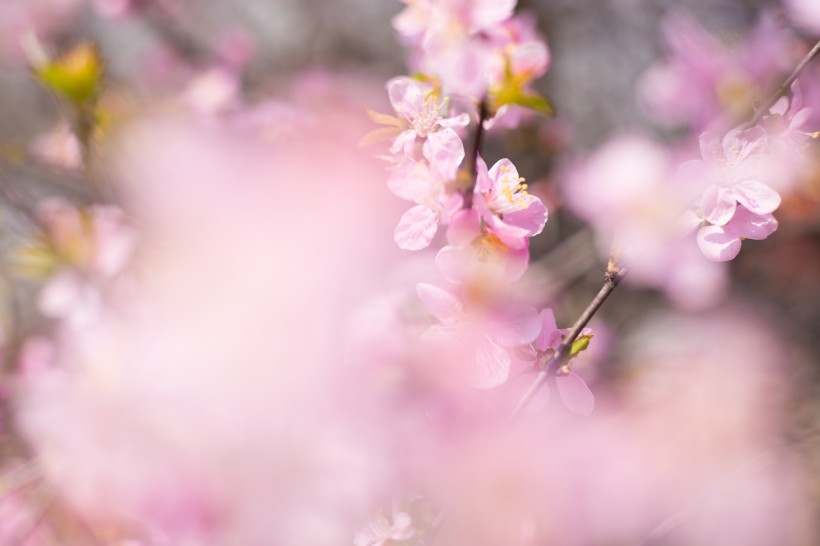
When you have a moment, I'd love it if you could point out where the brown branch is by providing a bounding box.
[462,99,488,209]
[508,262,626,421]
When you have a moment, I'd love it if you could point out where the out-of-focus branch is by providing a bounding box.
[748,38,820,127]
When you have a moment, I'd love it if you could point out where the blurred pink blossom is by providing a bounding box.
[417,282,540,389]
[639,12,793,130]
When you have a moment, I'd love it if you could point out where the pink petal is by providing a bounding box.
[701,185,736,226]
[731,180,781,215]
[474,156,493,193]
[416,283,463,324]
[387,76,428,119]
[504,245,530,282]
[729,206,778,240]
[439,112,470,129]
[470,0,516,33]
[389,129,418,155]
[487,158,521,195]
[447,208,481,246]
[510,41,550,78]
[485,217,531,250]
[506,372,551,415]
[535,308,560,352]
[471,337,511,389]
[502,197,548,236]
[38,272,83,318]
[489,304,541,347]
[423,128,465,180]
[678,209,703,235]
[555,372,595,416]
[395,205,438,250]
[696,224,741,262]
[438,192,465,224]
[435,245,467,283]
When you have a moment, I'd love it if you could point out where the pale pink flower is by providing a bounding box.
[436,208,530,283]
[694,205,778,262]
[474,157,548,250]
[29,123,81,170]
[417,282,540,389]
[393,0,549,101]
[388,156,463,250]
[760,87,819,191]
[564,136,728,308]
[33,199,137,324]
[393,0,517,46]
[639,12,793,130]
[385,76,468,179]
[520,309,596,416]
[688,126,781,227]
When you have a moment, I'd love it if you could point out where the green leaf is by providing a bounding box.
[510,92,555,116]
[569,334,593,359]
[36,44,103,105]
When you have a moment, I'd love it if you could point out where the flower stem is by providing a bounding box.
[463,100,488,209]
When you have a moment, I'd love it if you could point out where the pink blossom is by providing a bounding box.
[436,208,530,283]
[530,309,595,416]
[689,126,780,227]
[417,283,540,389]
[380,77,469,177]
[29,123,81,170]
[639,12,793,130]
[31,199,137,324]
[474,157,548,250]
[695,205,778,262]
[564,136,728,308]
[393,0,551,102]
[388,156,463,250]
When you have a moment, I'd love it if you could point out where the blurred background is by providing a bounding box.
[1,0,819,544]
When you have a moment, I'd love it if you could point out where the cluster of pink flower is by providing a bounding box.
[369,0,598,411]
[565,10,820,308]
[0,1,818,545]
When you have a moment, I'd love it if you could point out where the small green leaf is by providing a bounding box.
[36,44,103,105]
[569,334,593,359]
[511,93,555,116]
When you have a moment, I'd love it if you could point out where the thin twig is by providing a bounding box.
[748,38,820,127]
[508,263,626,421]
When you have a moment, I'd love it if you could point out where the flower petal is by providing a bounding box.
[555,372,595,416]
[416,283,463,324]
[696,224,741,262]
[395,205,438,250]
[447,208,481,246]
[729,206,778,240]
[435,245,467,284]
[471,336,511,389]
[701,185,736,226]
[535,308,561,352]
[423,127,465,180]
[731,180,781,215]
[502,197,548,237]
[490,304,541,347]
